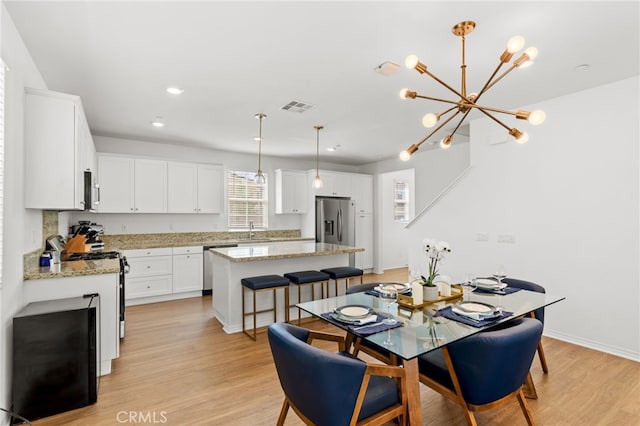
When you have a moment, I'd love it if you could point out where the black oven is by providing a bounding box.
[119,255,129,338]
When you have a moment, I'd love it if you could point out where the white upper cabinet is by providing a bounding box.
[167,162,223,214]
[275,169,308,214]
[24,87,96,210]
[97,155,135,213]
[312,170,351,198]
[168,162,198,213]
[134,159,168,213]
[350,173,373,214]
[97,155,167,213]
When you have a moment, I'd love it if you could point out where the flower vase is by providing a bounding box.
[423,285,439,301]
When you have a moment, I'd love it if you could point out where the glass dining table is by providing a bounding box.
[297,288,565,425]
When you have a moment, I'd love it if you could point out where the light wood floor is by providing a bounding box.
[32,268,639,425]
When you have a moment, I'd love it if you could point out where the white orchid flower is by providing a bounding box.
[422,238,436,249]
[436,241,451,252]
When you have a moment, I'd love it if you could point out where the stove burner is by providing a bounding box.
[64,251,121,261]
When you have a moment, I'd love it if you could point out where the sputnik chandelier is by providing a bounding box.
[399,20,545,161]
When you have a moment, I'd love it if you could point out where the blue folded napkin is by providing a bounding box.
[365,289,412,297]
[473,286,521,295]
[437,305,513,328]
[321,313,403,335]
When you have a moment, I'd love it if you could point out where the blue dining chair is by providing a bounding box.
[345,283,399,365]
[267,322,407,426]
[502,277,549,373]
[418,317,543,425]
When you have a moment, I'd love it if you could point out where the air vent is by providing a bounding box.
[281,100,314,113]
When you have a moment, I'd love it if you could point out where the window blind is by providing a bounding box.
[227,171,268,229]
[393,179,409,222]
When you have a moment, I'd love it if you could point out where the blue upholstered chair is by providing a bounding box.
[344,283,398,365]
[502,277,549,373]
[268,323,407,426]
[418,317,543,425]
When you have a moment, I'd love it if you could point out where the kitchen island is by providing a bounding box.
[210,241,364,334]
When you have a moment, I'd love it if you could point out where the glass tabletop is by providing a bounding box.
[296,289,565,361]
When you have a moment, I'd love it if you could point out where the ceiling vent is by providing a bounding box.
[281,100,314,113]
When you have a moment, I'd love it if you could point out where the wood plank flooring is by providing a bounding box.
[31,268,639,425]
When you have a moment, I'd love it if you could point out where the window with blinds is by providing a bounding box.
[393,179,409,222]
[227,171,268,229]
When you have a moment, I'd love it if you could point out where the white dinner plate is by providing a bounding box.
[334,304,373,319]
[456,301,498,317]
[475,278,507,290]
[377,282,411,294]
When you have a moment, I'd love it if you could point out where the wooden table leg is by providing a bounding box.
[402,358,423,425]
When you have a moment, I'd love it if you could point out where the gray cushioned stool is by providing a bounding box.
[284,270,330,325]
[320,267,364,296]
[241,274,290,341]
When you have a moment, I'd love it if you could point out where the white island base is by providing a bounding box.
[210,242,362,334]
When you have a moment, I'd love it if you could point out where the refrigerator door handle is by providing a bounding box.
[337,208,343,242]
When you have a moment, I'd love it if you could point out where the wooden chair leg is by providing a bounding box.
[537,341,549,373]
[516,389,536,426]
[276,399,290,426]
[523,372,538,399]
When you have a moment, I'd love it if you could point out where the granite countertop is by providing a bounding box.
[210,242,364,262]
[102,230,309,251]
[24,258,120,281]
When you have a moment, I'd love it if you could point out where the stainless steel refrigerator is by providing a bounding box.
[316,197,356,266]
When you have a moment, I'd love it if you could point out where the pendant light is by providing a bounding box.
[254,113,266,184]
[312,125,323,189]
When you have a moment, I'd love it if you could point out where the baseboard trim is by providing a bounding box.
[544,328,640,362]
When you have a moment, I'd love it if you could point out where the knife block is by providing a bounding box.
[65,235,89,253]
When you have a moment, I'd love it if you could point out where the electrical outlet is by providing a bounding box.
[169,223,174,231]
[497,234,516,244]
[121,224,127,232]
[476,232,489,242]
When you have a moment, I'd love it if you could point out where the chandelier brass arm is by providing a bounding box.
[398,21,545,161]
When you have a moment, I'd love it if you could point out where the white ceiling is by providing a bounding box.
[4,1,639,165]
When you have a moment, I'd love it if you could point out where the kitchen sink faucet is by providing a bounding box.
[249,221,255,240]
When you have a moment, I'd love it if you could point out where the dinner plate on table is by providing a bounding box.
[454,301,501,318]
[475,278,507,290]
[377,282,411,294]
[333,305,374,323]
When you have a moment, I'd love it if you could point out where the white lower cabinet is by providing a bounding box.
[124,246,203,305]
[355,213,373,270]
[172,246,204,293]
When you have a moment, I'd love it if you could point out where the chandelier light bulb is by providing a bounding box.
[422,113,439,128]
[528,110,546,125]
[399,150,411,161]
[525,47,539,61]
[516,132,529,144]
[405,54,419,69]
[440,134,453,149]
[399,88,409,99]
[507,35,525,53]
[312,175,323,189]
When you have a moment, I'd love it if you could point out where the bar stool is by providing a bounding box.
[241,274,290,341]
[283,270,330,325]
[320,267,364,296]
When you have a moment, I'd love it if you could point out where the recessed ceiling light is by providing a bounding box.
[374,61,400,76]
[327,145,341,152]
[151,117,164,128]
[166,86,184,95]
[574,64,590,72]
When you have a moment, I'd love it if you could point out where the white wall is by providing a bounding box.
[406,76,639,361]
[67,135,358,236]
[0,3,48,421]
[379,169,415,270]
